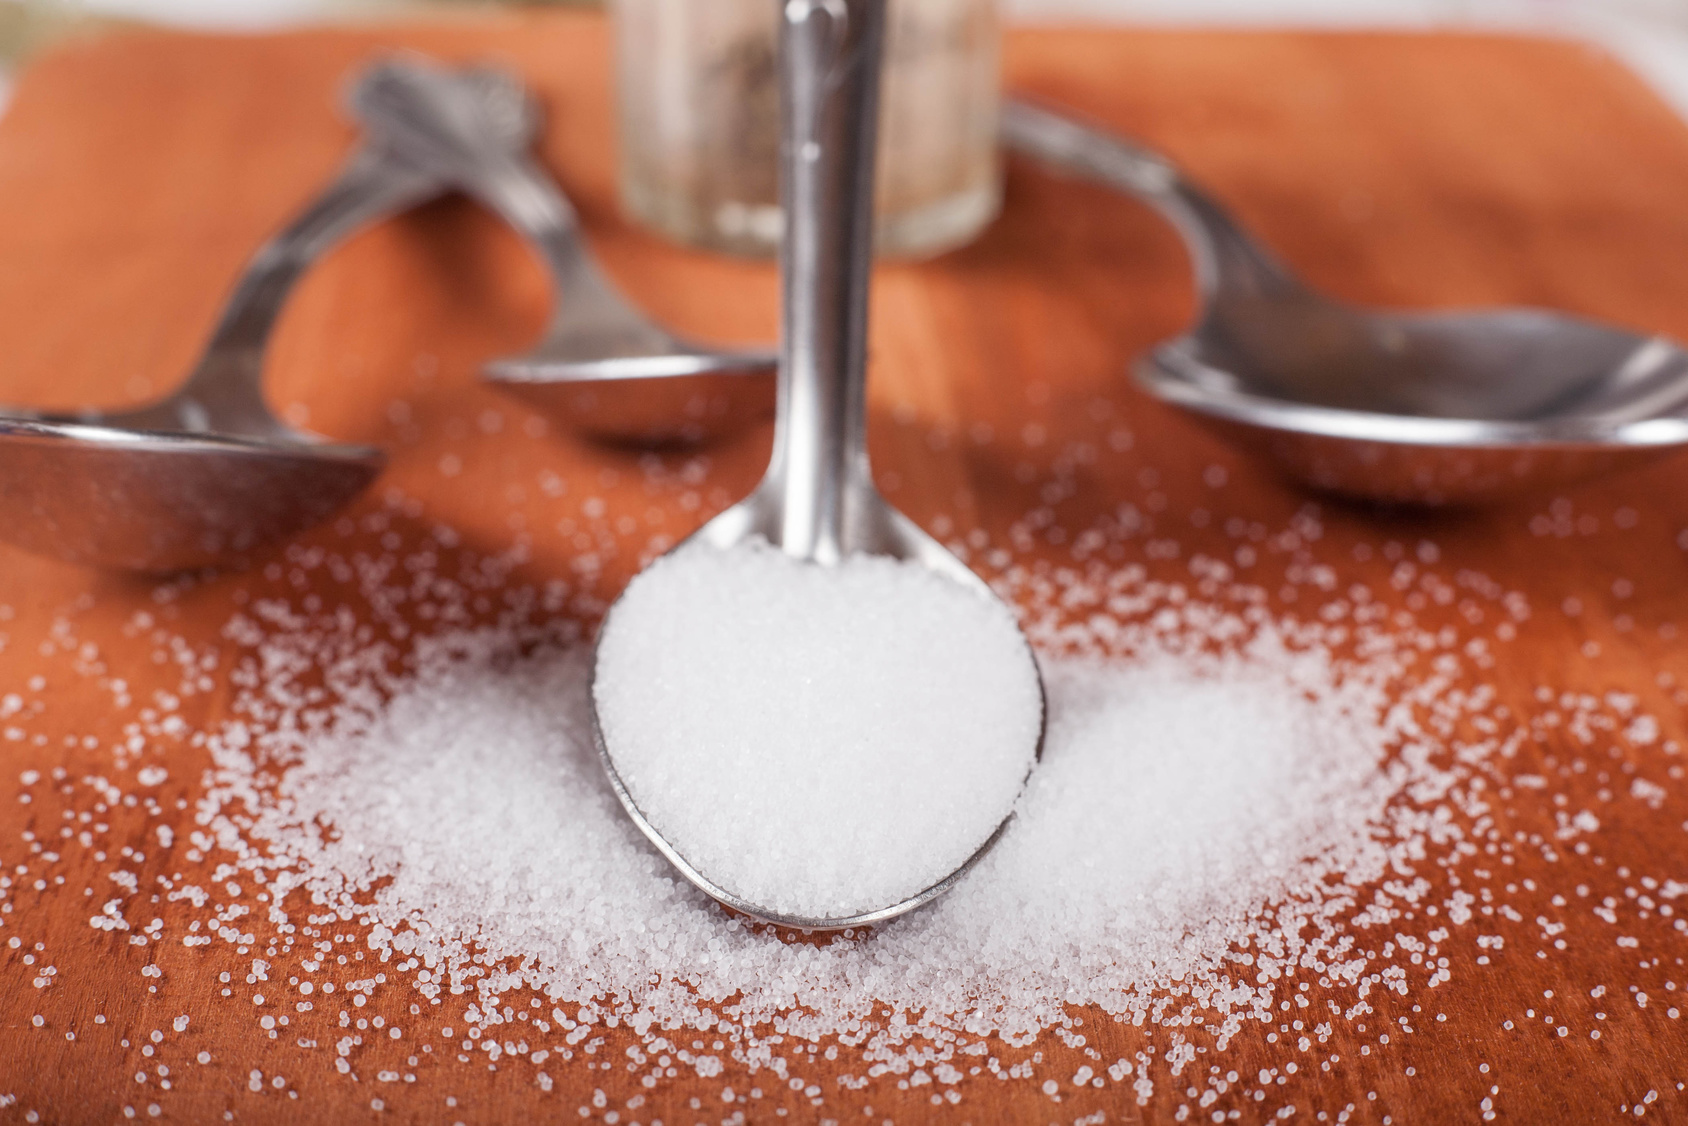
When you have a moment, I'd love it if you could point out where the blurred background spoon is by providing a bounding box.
[1001,97,1688,505]
[0,65,459,572]
[354,56,778,446]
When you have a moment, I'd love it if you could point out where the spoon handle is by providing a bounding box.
[150,137,444,437]
[462,149,691,361]
[999,97,1301,302]
[999,97,1179,197]
[761,0,889,565]
[352,58,678,357]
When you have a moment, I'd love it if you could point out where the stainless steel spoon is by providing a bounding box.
[352,55,777,446]
[0,71,460,572]
[1001,98,1688,505]
[590,0,1045,930]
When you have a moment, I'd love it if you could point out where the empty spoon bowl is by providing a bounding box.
[1000,98,1688,505]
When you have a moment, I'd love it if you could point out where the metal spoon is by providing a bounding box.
[352,55,777,446]
[0,71,460,572]
[1001,98,1688,505]
[590,0,1045,930]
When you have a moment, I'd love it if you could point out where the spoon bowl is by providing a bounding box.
[1002,98,1688,505]
[0,420,381,572]
[488,361,778,448]
[590,0,1044,931]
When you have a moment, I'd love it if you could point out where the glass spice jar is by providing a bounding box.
[611,0,1002,259]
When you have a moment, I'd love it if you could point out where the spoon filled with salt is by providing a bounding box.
[590,0,1045,930]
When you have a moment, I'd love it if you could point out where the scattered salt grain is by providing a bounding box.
[592,539,1042,919]
[11,477,1685,1119]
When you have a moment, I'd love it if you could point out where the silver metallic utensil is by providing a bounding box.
[0,72,465,572]
[1001,98,1688,505]
[354,56,778,446]
[590,0,1044,930]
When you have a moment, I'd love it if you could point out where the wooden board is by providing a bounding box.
[2,11,1688,1123]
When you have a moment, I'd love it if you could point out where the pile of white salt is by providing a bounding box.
[591,539,1044,920]
[208,611,1404,1048]
[37,513,1678,1117]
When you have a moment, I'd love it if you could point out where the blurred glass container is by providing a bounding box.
[612,0,1002,258]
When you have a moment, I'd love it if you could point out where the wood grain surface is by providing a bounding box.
[2,12,1688,1124]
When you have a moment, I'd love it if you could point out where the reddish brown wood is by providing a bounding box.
[1,13,1687,1124]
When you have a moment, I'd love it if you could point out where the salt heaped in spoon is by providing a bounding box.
[591,538,1043,921]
